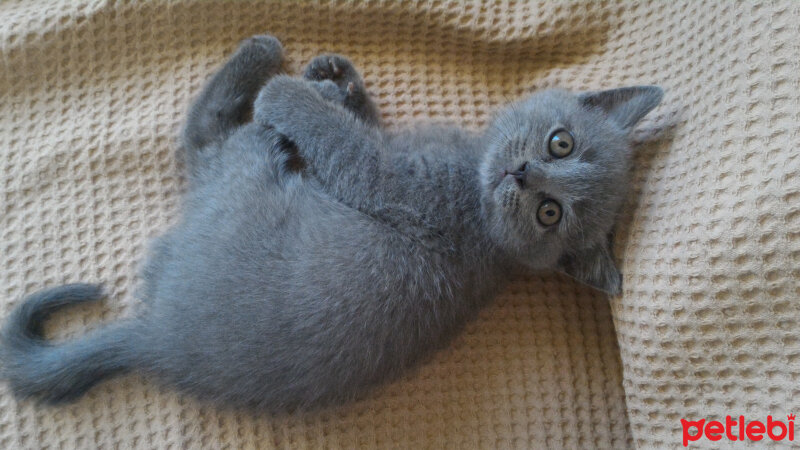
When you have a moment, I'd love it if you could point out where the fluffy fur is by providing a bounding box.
[0,35,662,411]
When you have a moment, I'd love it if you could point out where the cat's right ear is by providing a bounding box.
[578,86,663,131]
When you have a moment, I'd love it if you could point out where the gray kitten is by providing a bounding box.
[0,35,662,411]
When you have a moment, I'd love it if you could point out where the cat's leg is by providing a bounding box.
[303,54,381,127]
[254,76,385,210]
[182,35,284,165]
[254,76,468,235]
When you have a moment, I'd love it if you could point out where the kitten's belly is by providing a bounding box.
[140,174,491,410]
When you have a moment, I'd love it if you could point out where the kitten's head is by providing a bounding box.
[480,86,663,295]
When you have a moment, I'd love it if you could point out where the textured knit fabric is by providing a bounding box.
[0,1,797,449]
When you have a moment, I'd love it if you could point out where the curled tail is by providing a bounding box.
[1,284,138,403]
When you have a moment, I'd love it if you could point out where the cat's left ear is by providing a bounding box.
[579,86,663,131]
[558,235,622,296]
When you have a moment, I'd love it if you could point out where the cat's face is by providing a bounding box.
[480,86,663,295]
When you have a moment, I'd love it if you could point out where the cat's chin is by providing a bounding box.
[509,240,562,272]
[482,205,563,271]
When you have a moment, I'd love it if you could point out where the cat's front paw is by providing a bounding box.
[253,75,326,134]
[303,54,363,101]
[234,34,284,74]
[240,34,283,57]
[311,79,349,104]
[303,54,380,125]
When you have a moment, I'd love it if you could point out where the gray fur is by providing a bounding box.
[0,35,662,411]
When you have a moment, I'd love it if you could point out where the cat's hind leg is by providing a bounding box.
[182,35,284,169]
[303,54,381,127]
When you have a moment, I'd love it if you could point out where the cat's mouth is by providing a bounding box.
[493,168,526,191]
[488,168,509,189]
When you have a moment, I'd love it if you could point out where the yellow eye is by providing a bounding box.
[549,129,574,158]
[537,199,562,226]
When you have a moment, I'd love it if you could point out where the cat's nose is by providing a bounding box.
[505,163,528,188]
[505,162,542,189]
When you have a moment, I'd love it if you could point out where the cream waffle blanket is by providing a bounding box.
[1,1,798,448]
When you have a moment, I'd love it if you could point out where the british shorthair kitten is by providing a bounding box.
[1,35,662,411]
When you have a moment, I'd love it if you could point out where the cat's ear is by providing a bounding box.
[579,86,663,131]
[558,236,622,296]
